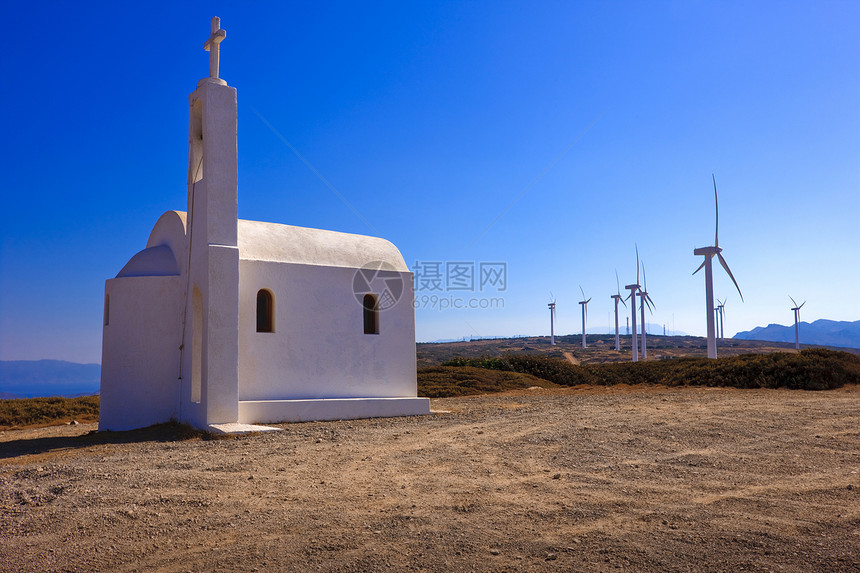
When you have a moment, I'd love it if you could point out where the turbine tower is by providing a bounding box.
[638,263,655,359]
[548,295,557,345]
[625,246,641,362]
[716,298,726,340]
[790,296,806,350]
[693,175,743,359]
[610,270,627,351]
[579,286,591,349]
[714,306,721,340]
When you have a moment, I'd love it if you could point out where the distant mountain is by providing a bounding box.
[734,319,860,349]
[0,360,101,398]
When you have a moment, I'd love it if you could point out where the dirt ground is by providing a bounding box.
[1,385,858,572]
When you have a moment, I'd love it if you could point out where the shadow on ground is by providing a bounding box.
[0,422,212,460]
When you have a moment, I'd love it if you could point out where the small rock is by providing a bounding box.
[546,552,558,561]
[552,473,561,480]
[490,549,500,555]
[847,484,854,490]
[69,420,79,425]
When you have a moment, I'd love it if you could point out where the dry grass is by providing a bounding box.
[417,365,557,397]
[0,396,99,430]
[424,348,860,396]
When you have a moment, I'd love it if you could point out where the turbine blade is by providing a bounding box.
[646,293,655,310]
[692,259,706,275]
[635,244,640,284]
[713,174,719,248]
[800,301,806,309]
[620,297,627,308]
[579,285,585,300]
[615,269,621,297]
[586,297,592,304]
[789,295,798,308]
[642,263,648,292]
[716,252,743,302]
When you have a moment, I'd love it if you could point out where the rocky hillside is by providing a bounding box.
[734,319,860,349]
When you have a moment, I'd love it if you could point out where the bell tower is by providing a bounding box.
[182,16,240,427]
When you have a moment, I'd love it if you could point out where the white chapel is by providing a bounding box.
[99,18,429,432]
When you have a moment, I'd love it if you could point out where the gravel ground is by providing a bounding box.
[1,384,858,572]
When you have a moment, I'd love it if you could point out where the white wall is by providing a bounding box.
[237,261,417,401]
[99,276,183,431]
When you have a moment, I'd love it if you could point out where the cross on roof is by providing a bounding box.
[204,17,226,79]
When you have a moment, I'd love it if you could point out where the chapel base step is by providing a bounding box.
[238,397,431,424]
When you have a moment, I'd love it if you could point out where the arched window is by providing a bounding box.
[363,294,379,335]
[256,289,274,333]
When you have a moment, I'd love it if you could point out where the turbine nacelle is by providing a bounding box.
[693,246,722,256]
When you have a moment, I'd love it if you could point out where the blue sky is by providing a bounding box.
[1,1,858,363]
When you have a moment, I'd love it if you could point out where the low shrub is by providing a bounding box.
[0,395,100,429]
[443,355,599,386]
[418,366,557,398]
[442,349,860,391]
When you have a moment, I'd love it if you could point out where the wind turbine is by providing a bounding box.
[638,263,655,359]
[790,296,806,350]
[716,298,726,340]
[548,294,557,345]
[693,175,743,359]
[610,270,627,351]
[579,286,591,349]
[625,246,641,362]
[714,306,721,340]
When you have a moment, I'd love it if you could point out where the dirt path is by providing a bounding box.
[1,385,858,572]
[562,351,581,365]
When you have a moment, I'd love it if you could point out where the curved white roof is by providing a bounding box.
[137,211,408,273]
[237,218,408,271]
[117,245,181,277]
